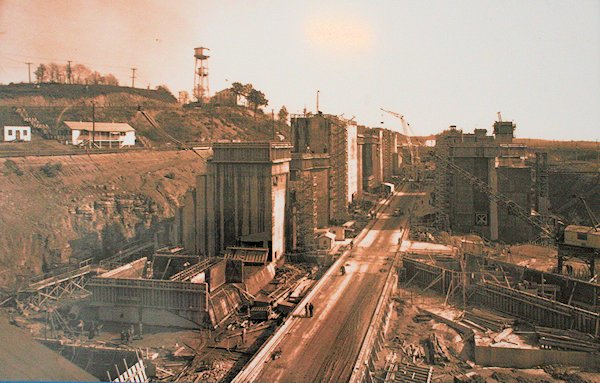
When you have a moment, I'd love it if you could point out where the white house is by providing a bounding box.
[64,121,136,148]
[3,126,31,142]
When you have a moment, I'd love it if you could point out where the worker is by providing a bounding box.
[308,302,314,318]
[340,265,346,275]
[304,303,309,318]
[241,327,247,344]
[349,240,354,249]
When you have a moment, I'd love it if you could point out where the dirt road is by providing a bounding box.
[252,187,415,383]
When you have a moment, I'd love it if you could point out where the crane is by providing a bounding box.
[430,151,555,238]
[380,108,420,176]
[433,149,600,277]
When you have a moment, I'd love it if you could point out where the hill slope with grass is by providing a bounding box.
[0,83,289,291]
[0,83,288,146]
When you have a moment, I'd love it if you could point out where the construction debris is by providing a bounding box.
[535,326,600,353]
[461,309,516,332]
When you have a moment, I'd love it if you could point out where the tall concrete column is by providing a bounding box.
[488,158,498,241]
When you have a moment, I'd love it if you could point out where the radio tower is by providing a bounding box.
[193,47,210,102]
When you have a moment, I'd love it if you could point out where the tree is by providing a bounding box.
[231,82,245,97]
[47,63,61,83]
[34,64,47,83]
[247,88,268,114]
[241,83,253,96]
[72,64,92,84]
[155,84,171,94]
[89,71,103,84]
[66,63,72,84]
[104,74,119,86]
[278,105,289,124]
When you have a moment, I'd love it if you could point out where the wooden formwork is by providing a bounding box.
[403,257,600,336]
[402,257,460,296]
[472,281,600,336]
[89,277,208,312]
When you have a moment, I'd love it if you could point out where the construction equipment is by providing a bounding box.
[430,151,556,238]
[380,108,420,178]
[432,150,600,277]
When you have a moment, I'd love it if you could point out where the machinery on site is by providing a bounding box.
[431,150,600,279]
[380,108,420,179]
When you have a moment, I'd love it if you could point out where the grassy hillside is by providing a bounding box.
[0,83,288,146]
[0,83,176,103]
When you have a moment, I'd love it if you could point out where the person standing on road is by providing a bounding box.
[304,303,310,318]
[308,302,314,318]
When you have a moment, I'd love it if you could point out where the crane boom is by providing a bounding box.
[579,197,600,231]
[380,107,416,164]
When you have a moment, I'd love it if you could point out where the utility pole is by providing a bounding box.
[272,109,276,141]
[130,68,137,88]
[92,101,96,147]
[67,60,72,84]
[25,62,32,83]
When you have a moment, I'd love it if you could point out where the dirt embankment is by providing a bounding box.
[548,173,600,224]
[0,150,209,290]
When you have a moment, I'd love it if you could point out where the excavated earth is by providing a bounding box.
[0,149,209,290]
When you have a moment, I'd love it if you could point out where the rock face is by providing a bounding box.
[0,150,209,289]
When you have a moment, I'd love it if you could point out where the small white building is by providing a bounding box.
[317,232,336,251]
[3,126,31,142]
[64,121,136,148]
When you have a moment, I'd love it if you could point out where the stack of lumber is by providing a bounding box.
[461,308,516,332]
[413,312,433,323]
[535,326,600,353]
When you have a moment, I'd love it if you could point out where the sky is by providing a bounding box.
[0,0,598,140]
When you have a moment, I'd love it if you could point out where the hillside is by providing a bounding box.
[0,83,287,146]
[0,150,209,290]
[0,84,288,291]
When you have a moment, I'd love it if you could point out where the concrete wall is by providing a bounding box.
[347,123,358,202]
[182,189,197,253]
[272,166,288,260]
[97,306,204,329]
[450,157,494,239]
[474,345,598,369]
[89,277,209,327]
[497,166,533,243]
[207,259,226,292]
[244,264,276,296]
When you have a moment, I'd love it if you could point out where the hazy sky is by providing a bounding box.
[0,0,598,140]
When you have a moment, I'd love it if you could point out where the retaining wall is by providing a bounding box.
[474,345,599,369]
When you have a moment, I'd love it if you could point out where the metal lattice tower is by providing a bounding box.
[193,47,210,102]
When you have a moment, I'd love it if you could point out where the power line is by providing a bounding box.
[0,50,136,71]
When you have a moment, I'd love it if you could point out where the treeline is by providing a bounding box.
[33,62,119,86]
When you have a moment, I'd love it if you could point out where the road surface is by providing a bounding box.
[253,187,416,383]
